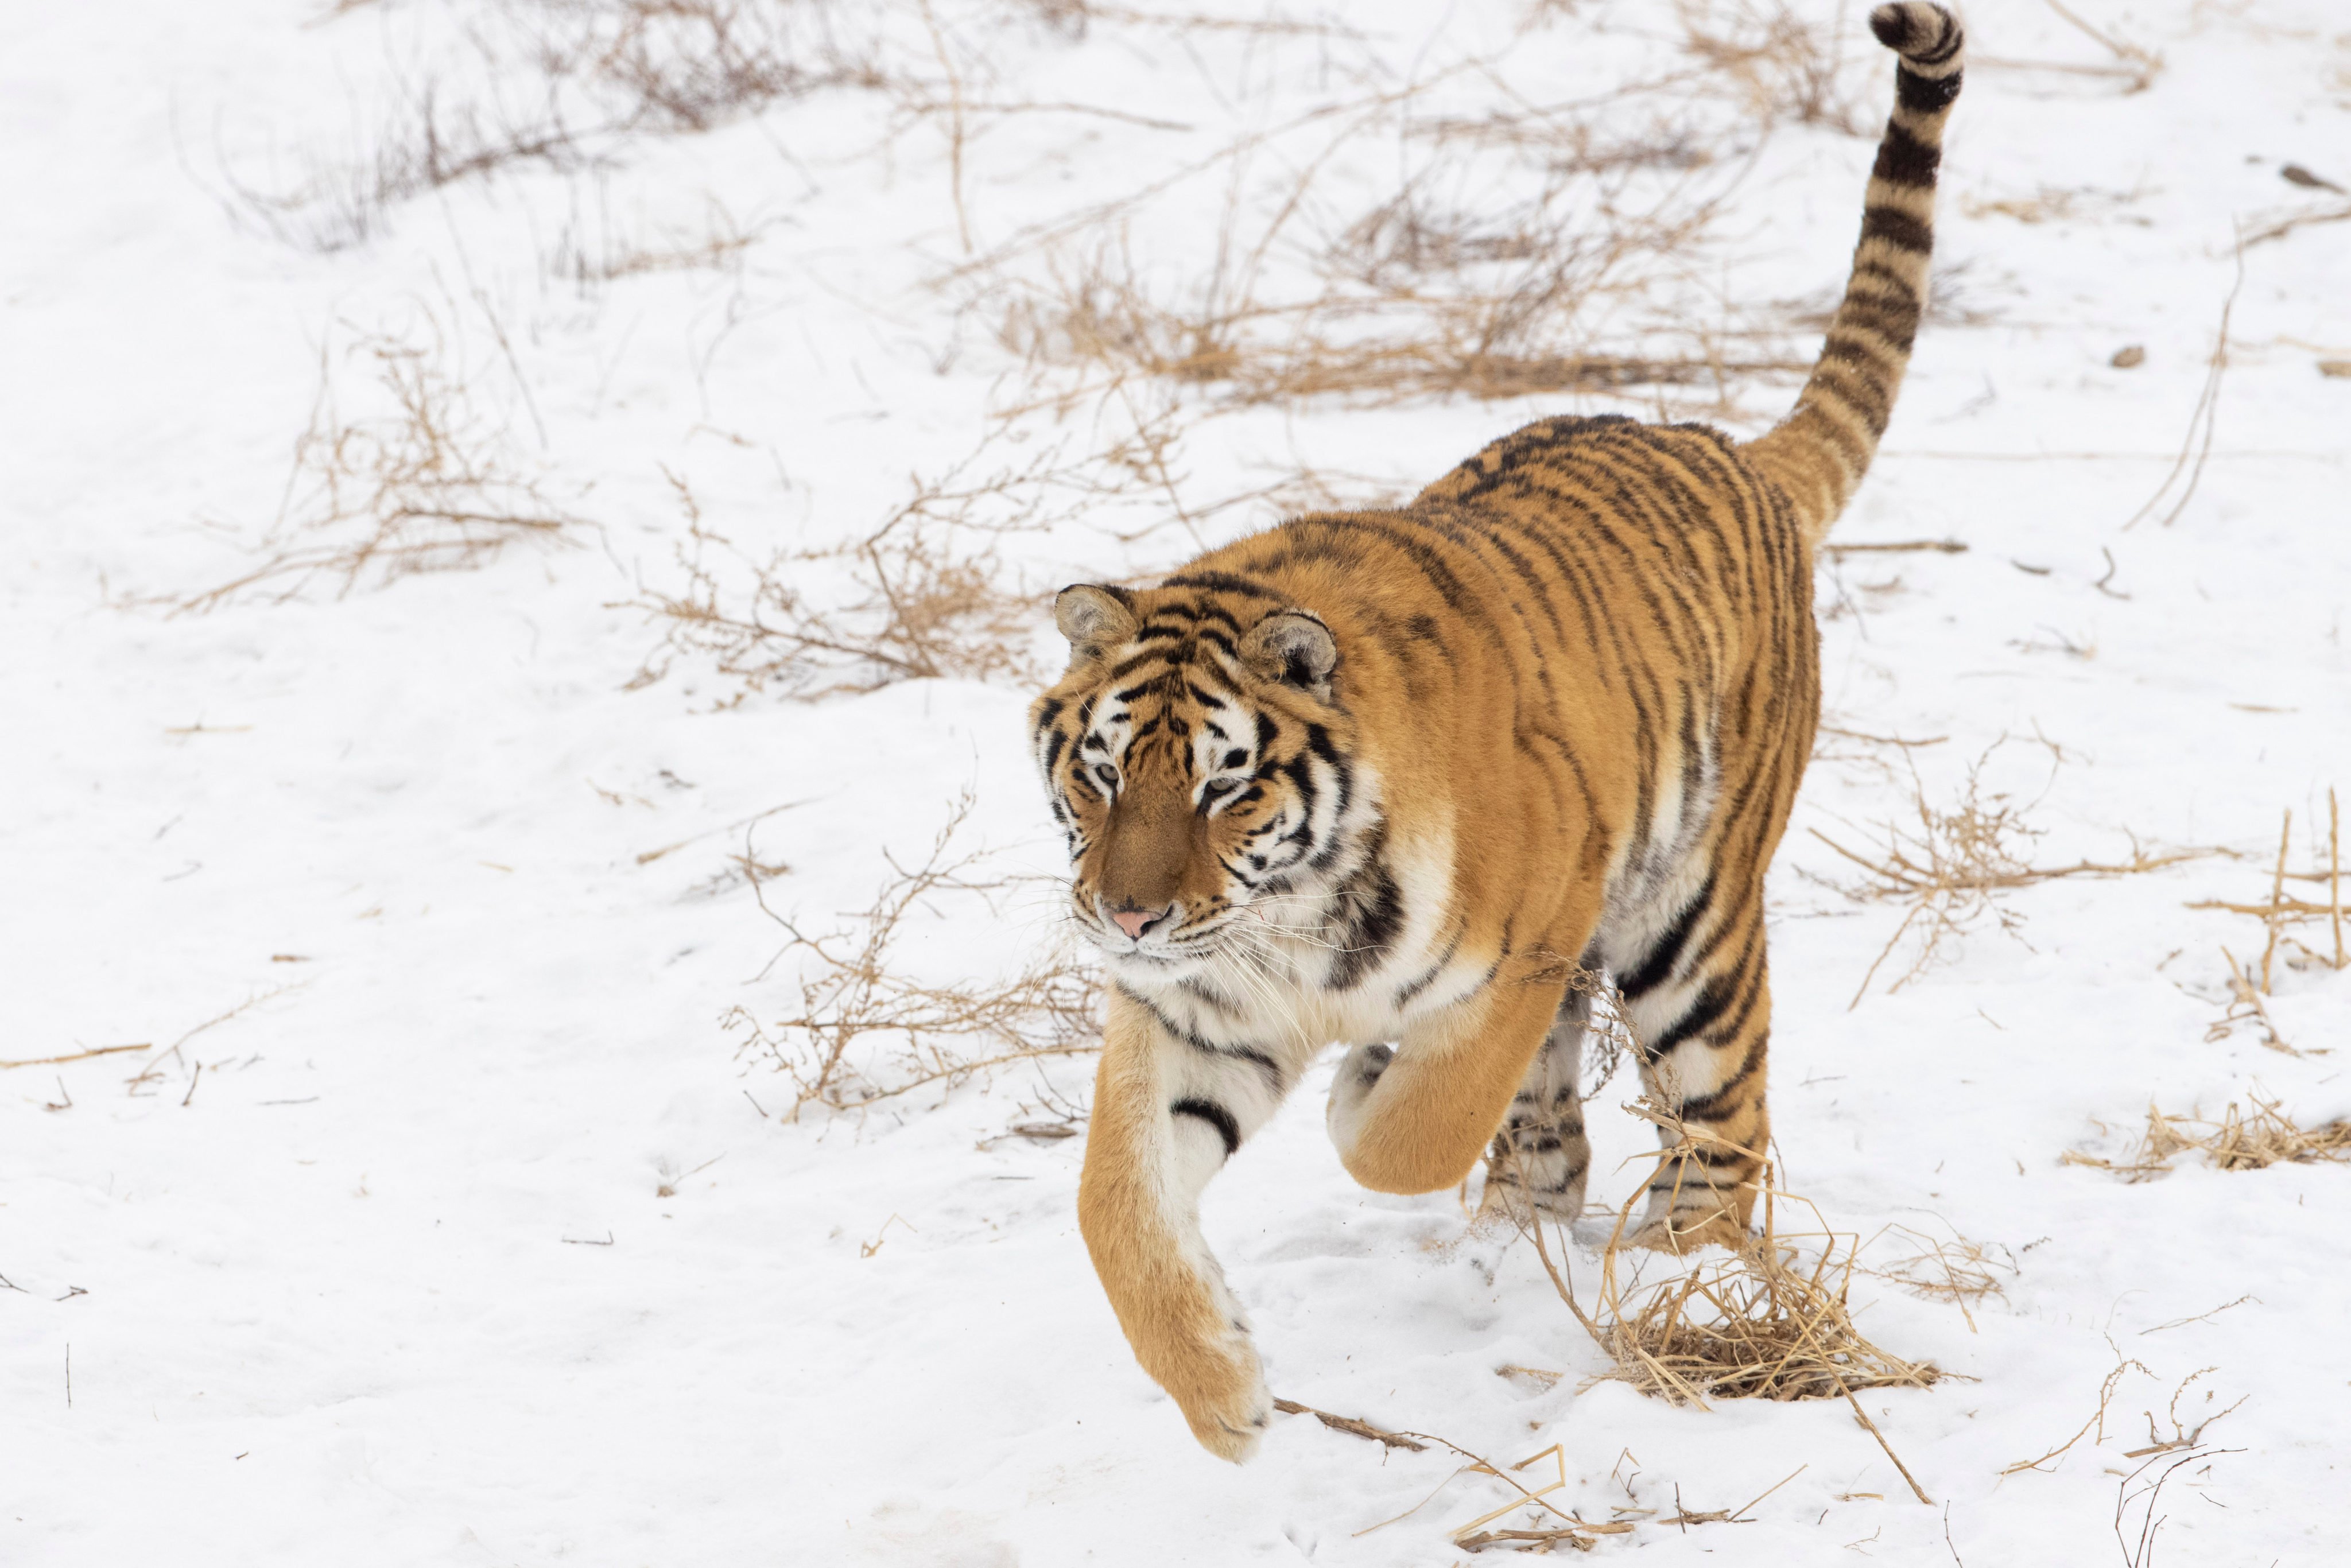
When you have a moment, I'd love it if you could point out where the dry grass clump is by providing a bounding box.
[970,6,1894,420]
[730,793,1100,1118]
[2064,1093,2351,1182]
[1671,0,1869,135]
[176,315,589,611]
[567,0,884,133]
[1858,1224,2015,1332]
[2181,794,2343,1055]
[624,438,1097,703]
[991,172,1801,413]
[2188,793,2348,986]
[544,197,772,294]
[1810,749,2221,1005]
[231,0,885,251]
[1538,1179,1941,1403]
[1511,1100,1942,1503]
[624,393,1291,702]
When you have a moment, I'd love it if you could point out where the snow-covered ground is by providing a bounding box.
[6,1,2349,1562]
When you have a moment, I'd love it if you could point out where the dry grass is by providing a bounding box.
[174,315,589,612]
[623,391,1299,701]
[1999,1342,2153,1476]
[1671,0,1869,135]
[1508,1099,1942,1504]
[2040,0,2165,97]
[1809,749,2222,1006]
[968,4,1899,423]
[544,197,771,293]
[2187,792,2349,987]
[1857,1224,2016,1333]
[623,440,1085,704]
[2123,243,2242,532]
[1969,0,2164,98]
[229,0,886,251]
[989,169,1802,414]
[2063,1093,2351,1183]
[728,793,1100,1119]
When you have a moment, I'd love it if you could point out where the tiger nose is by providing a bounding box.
[1109,903,1173,941]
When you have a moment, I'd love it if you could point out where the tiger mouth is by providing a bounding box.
[1086,919,1233,967]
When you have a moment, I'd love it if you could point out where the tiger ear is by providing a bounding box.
[1240,610,1339,698]
[1054,584,1138,663]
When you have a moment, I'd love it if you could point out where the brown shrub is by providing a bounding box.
[175,313,589,612]
[728,793,1100,1119]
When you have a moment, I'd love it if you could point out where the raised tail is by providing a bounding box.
[1743,2,1964,550]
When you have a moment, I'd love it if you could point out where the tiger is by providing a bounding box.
[1026,3,1965,1461]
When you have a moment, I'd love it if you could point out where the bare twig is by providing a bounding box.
[733,793,1100,1117]
[1,1043,149,1071]
[2138,1295,2257,1336]
[2260,809,2291,993]
[2123,244,2243,530]
[1819,540,1967,557]
[2001,1345,2152,1475]
[1271,1398,1427,1451]
[2333,788,2345,969]
[2040,0,2164,93]
[174,316,589,611]
[1817,749,2218,1006]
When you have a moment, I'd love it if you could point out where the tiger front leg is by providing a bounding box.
[1077,989,1287,1462]
[1477,988,1594,1228]
[1326,977,1568,1196]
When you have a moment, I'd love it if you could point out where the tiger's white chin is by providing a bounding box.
[1091,926,1238,983]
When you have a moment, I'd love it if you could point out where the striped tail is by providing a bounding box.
[1743,2,1965,549]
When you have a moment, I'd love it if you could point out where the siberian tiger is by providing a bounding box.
[1027,3,1965,1460]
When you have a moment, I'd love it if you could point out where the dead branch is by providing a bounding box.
[1816,749,2221,1006]
[732,793,1100,1117]
[174,316,589,611]
[1271,1398,1427,1452]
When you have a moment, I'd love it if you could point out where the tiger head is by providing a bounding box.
[1029,581,1371,976]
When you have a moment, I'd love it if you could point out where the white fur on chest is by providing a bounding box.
[1122,824,1484,1066]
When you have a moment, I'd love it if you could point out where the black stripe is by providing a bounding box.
[1871,119,1941,187]
[1327,857,1405,991]
[1394,923,1465,1008]
[1171,1098,1240,1157]
[1644,970,1742,1059]
[1894,63,1962,114]
[1677,1037,1767,1121]
[1619,871,1718,1000]
[1833,296,1919,353]
[1124,988,1285,1095]
[1682,1139,1755,1170]
[1860,203,1933,254]
[1162,570,1280,600]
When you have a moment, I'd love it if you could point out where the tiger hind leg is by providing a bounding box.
[1477,986,1593,1228]
[1613,877,1774,1253]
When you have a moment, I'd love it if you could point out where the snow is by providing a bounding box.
[5,0,2349,1562]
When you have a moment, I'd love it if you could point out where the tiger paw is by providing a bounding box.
[1161,1330,1273,1463]
[1625,1210,1750,1255]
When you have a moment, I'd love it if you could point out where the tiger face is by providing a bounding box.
[1029,583,1368,979]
